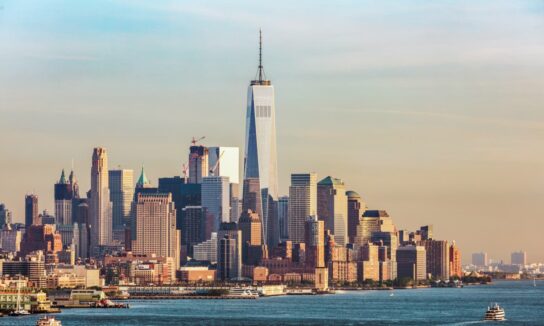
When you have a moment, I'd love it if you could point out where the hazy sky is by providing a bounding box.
[1,1,543,263]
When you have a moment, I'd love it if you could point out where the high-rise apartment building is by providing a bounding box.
[89,147,113,255]
[511,251,527,265]
[243,32,279,249]
[346,191,366,244]
[189,145,208,184]
[449,241,462,277]
[472,252,488,267]
[132,193,180,268]
[288,173,317,243]
[108,169,134,238]
[202,176,230,233]
[25,194,39,227]
[317,176,348,246]
[397,245,427,281]
[421,239,449,280]
[305,216,325,268]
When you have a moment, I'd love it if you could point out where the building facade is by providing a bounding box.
[108,169,134,238]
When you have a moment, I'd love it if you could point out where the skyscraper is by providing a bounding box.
[132,193,181,268]
[288,173,317,243]
[201,176,230,233]
[54,169,74,225]
[243,31,279,249]
[317,176,348,246]
[108,169,134,240]
[346,191,366,244]
[89,147,113,255]
[25,194,39,227]
[238,209,263,265]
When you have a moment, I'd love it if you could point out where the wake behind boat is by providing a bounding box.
[484,303,505,321]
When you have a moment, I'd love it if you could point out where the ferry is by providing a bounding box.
[36,316,62,326]
[484,303,505,321]
[228,288,259,298]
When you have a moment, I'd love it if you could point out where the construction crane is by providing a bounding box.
[181,163,189,183]
[209,150,225,176]
[191,136,206,146]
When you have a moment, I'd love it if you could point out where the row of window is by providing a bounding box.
[255,105,272,118]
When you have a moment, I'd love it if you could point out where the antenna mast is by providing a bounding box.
[258,29,263,82]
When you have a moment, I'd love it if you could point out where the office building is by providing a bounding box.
[288,173,317,243]
[25,194,39,227]
[346,191,366,244]
[242,178,263,220]
[420,225,433,240]
[397,245,427,281]
[472,252,488,267]
[108,169,134,238]
[89,147,113,254]
[317,176,348,246]
[511,251,527,266]
[182,206,206,255]
[132,193,181,269]
[158,176,201,229]
[202,176,230,233]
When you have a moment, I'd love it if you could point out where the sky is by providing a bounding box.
[1,0,543,263]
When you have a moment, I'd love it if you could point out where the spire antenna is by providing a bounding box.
[258,29,264,82]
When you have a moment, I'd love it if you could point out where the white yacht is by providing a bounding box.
[484,303,505,321]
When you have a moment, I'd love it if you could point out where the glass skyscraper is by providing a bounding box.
[243,31,279,248]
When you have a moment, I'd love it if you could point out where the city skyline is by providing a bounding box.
[1,0,543,263]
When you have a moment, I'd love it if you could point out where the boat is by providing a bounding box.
[10,279,31,316]
[484,303,505,321]
[228,288,259,298]
[36,315,62,326]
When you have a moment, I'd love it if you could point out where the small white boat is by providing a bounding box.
[36,315,62,326]
[484,303,505,321]
[9,309,31,316]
